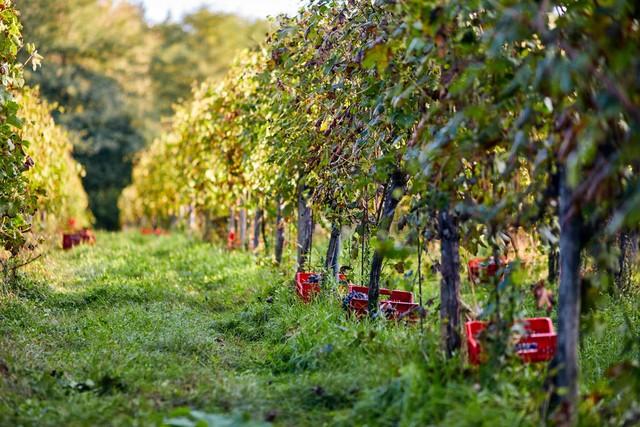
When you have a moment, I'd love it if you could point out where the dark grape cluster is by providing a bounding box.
[380,302,397,319]
[342,291,367,310]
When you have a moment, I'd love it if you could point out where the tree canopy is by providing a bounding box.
[19,0,269,229]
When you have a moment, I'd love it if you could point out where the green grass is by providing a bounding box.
[0,232,637,426]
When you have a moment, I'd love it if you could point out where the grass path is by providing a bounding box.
[1,232,637,426]
[2,232,429,426]
[1,233,291,425]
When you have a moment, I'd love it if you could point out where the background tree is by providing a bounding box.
[19,0,155,229]
[150,9,270,118]
[18,0,268,229]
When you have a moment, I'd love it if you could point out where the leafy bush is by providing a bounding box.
[18,86,91,232]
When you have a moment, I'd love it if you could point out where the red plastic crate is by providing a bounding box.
[79,229,96,244]
[62,229,96,250]
[345,284,419,320]
[62,229,95,250]
[467,257,507,284]
[62,233,81,250]
[465,317,557,364]
[295,272,346,302]
[141,228,168,236]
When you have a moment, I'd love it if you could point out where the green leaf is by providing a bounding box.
[362,44,390,75]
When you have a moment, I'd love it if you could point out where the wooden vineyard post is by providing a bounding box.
[439,207,461,357]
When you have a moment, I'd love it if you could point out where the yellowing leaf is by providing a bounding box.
[362,44,390,74]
